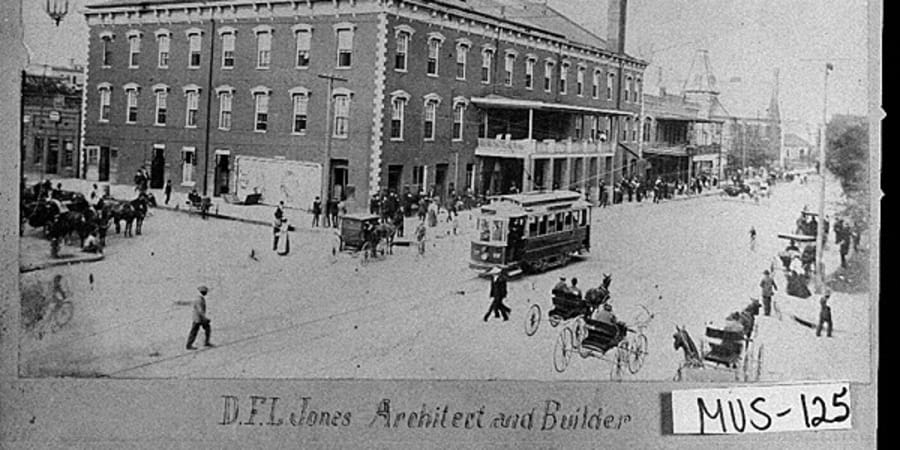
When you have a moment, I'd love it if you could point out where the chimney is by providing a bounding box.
[607,0,628,54]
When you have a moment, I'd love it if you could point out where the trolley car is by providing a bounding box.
[469,191,591,275]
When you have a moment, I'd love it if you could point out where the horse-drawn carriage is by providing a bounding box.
[721,183,751,197]
[337,213,395,264]
[673,300,764,382]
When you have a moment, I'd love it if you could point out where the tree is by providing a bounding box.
[825,115,869,228]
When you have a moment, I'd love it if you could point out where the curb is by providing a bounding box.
[20,253,105,273]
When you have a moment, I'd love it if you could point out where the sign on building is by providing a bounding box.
[234,156,322,210]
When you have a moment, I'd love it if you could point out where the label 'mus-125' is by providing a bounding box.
[671,383,852,434]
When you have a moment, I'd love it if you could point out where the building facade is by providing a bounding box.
[82,0,646,210]
[21,64,85,180]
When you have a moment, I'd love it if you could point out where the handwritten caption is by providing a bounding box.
[671,383,851,434]
[217,396,632,432]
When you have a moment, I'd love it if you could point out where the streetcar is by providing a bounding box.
[469,191,591,275]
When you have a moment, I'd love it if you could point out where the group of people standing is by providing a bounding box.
[310,196,344,229]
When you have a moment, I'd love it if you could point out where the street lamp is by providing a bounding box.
[45,0,69,26]
[815,63,833,292]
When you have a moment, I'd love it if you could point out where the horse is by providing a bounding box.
[373,221,397,255]
[107,193,151,237]
[672,326,704,369]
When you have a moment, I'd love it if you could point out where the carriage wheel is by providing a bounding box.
[610,346,625,381]
[573,319,587,350]
[553,328,573,373]
[627,334,649,374]
[52,301,74,331]
[524,304,541,337]
[548,315,560,328]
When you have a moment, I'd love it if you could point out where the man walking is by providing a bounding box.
[484,268,510,322]
[816,291,833,337]
[749,227,757,251]
[312,196,322,227]
[186,286,213,350]
[164,180,172,205]
[759,270,777,316]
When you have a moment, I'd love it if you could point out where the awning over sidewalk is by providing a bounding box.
[642,145,689,157]
[471,95,636,117]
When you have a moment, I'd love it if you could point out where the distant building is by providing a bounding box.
[21,63,85,179]
[781,132,812,170]
[81,0,646,210]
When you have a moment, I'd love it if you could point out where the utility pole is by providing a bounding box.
[815,63,833,293]
[318,73,347,202]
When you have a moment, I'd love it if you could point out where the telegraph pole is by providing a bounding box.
[318,73,347,202]
[815,63,833,292]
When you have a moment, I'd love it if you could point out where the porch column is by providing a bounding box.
[581,156,589,195]
[562,157,571,190]
[543,157,553,191]
[527,108,534,140]
[522,155,533,192]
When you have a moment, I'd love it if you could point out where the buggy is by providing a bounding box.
[338,213,391,264]
[672,301,764,382]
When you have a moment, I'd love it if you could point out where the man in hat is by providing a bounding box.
[759,270,778,316]
[186,286,213,350]
[816,291,833,337]
[552,277,570,298]
[484,268,510,322]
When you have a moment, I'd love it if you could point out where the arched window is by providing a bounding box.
[293,24,313,68]
[481,47,495,84]
[525,56,536,90]
[127,30,142,68]
[455,40,470,80]
[544,59,555,92]
[155,29,171,68]
[452,97,467,141]
[576,65,586,96]
[394,29,411,71]
[503,50,517,86]
[334,23,354,68]
[426,33,444,76]
[97,82,111,122]
[186,28,203,68]
[100,31,114,67]
[559,61,570,94]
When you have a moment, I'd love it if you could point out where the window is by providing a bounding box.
[635,77,642,102]
[607,73,615,100]
[544,61,554,92]
[560,62,569,94]
[33,137,43,164]
[503,52,515,86]
[624,75,632,103]
[592,70,601,98]
[412,165,426,189]
[453,101,465,141]
[181,147,196,185]
[253,89,270,132]
[156,31,170,68]
[332,90,351,138]
[465,163,475,190]
[220,28,236,68]
[63,140,74,167]
[127,32,141,68]
[187,30,202,68]
[335,26,353,68]
[481,48,494,84]
[395,31,409,71]
[622,117,629,141]
[100,33,113,67]
[576,66,585,96]
[153,85,168,126]
[423,96,439,141]
[478,110,488,138]
[574,115,583,140]
[98,84,111,122]
[455,42,469,79]
[589,116,598,140]
[124,84,138,124]
[184,85,200,128]
[631,117,638,141]
[292,90,309,134]
[389,91,408,140]
[427,34,443,76]
[294,26,312,68]
[216,88,233,130]
[525,57,535,90]
[255,26,272,69]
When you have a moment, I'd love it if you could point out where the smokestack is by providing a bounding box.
[607,0,628,54]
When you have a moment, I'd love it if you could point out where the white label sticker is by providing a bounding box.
[671,383,852,434]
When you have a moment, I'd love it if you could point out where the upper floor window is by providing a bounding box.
[525,57,535,90]
[592,70,601,98]
[97,83,111,122]
[389,90,409,140]
[290,88,310,134]
[624,75,632,103]
[100,32,113,67]
[155,30,170,68]
[219,27,236,69]
[187,29,202,68]
[607,72,615,100]
[153,84,168,126]
[254,26,273,69]
[184,85,200,128]
[335,25,354,68]
[635,77,642,102]
[293,25,312,68]
[503,51,516,87]
[574,115,583,140]
[481,48,494,84]
[544,60,554,92]
[423,95,441,141]
[455,41,469,80]
[452,98,466,141]
[252,87,271,132]
[395,30,410,71]
[559,62,570,94]
[332,88,352,138]
[216,86,234,130]
[426,34,444,77]
[127,31,141,68]
[576,66,585,96]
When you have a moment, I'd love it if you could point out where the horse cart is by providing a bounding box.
[337,213,392,265]
[673,301,764,382]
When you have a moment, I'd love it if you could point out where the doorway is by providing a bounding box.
[150,146,166,189]
[387,165,403,193]
[99,146,110,182]
[46,138,59,174]
[213,153,231,196]
[434,163,448,200]
[330,159,349,200]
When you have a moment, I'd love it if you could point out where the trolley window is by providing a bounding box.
[477,218,507,242]
[564,212,574,230]
[491,220,506,241]
[580,208,588,226]
[538,215,548,235]
[528,215,539,237]
[555,213,564,232]
[546,214,556,234]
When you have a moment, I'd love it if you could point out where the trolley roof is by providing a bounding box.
[480,190,590,217]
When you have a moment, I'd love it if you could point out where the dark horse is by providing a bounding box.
[28,199,101,247]
[106,193,152,237]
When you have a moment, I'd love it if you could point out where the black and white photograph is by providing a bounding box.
[1,0,879,446]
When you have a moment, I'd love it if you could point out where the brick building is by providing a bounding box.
[82,0,646,210]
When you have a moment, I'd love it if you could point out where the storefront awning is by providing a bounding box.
[471,95,636,117]
[642,145,689,157]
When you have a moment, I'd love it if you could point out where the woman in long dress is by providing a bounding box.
[277,218,290,255]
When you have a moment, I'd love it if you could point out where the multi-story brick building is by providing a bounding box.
[21,63,85,179]
[82,0,646,210]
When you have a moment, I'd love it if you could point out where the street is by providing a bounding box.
[19,176,870,382]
